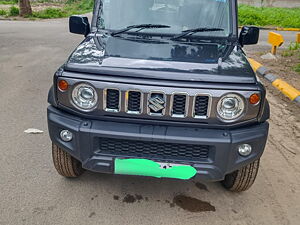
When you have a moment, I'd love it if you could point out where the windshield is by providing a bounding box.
[98,0,231,37]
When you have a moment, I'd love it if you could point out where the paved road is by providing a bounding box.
[0,18,299,225]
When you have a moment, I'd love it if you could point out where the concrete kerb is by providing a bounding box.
[248,58,300,105]
[239,26,300,32]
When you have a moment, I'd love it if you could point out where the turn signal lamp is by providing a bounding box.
[249,94,260,105]
[58,80,69,91]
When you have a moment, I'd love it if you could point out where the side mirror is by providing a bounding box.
[239,26,259,47]
[69,15,90,36]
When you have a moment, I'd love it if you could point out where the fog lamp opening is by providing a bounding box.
[238,144,252,156]
[60,130,73,142]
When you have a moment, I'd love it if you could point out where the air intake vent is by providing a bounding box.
[127,91,142,114]
[105,89,120,112]
[194,95,209,118]
[171,94,187,117]
[98,137,210,161]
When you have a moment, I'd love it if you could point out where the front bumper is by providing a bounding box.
[47,106,269,182]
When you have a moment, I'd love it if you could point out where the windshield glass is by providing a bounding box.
[99,0,231,37]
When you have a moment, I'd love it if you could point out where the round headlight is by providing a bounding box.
[217,94,245,121]
[72,83,98,111]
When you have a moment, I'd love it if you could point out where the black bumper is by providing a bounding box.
[47,106,269,182]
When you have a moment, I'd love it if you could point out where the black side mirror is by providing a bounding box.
[239,26,259,47]
[69,15,90,36]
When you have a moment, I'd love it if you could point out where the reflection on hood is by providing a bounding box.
[104,36,219,64]
[68,37,105,65]
[67,35,253,77]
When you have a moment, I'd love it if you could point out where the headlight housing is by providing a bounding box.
[72,83,98,111]
[217,93,245,121]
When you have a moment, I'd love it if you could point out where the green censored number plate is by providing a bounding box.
[114,158,197,180]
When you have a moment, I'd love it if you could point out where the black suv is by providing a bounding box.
[47,0,269,192]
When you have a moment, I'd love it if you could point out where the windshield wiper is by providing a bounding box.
[171,27,224,40]
[111,24,170,36]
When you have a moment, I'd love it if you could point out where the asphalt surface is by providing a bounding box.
[0,18,299,225]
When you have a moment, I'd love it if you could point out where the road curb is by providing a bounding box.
[276,28,300,32]
[239,26,300,32]
[248,58,300,105]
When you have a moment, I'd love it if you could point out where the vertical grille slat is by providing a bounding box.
[127,91,142,113]
[172,94,187,117]
[194,95,209,118]
[105,89,120,112]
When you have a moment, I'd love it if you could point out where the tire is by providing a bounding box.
[52,143,84,177]
[221,159,260,192]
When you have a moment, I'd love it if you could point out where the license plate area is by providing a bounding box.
[114,158,197,180]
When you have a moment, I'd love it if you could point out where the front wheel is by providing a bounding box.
[52,143,84,177]
[221,159,260,192]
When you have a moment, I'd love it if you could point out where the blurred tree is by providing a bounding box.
[19,0,32,16]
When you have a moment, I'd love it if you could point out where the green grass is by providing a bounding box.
[0,9,6,15]
[281,42,300,74]
[238,5,300,28]
[0,0,93,18]
[27,0,93,19]
[0,0,17,5]
[288,42,300,51]
[8,5,18,16]
[295,64,300,73]
[282,42,300,57]
[32,8,66,19]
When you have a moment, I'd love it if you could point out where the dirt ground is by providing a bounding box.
[249,50,300,89]
[247,52,300,223]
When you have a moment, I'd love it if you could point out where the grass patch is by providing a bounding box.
[238,5,300,28]
[295,64,300,73]
[27,0,93,19]
[288,42,300,51]
[8,5,18,16]
[0,0,17,5]
[0,0,93,18]
[0,8,7,15]
[282,42,300,57]
[31,8,65,19]
[281,42,300,74]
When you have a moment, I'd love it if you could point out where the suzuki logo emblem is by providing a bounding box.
[148,95,165,113]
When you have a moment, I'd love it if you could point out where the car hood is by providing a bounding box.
[64,35,256,84]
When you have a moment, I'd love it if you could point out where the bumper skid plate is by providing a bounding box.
[115,158,197,180]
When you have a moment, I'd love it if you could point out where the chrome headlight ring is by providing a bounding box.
[71,83,98,111]
[217,93,245,122]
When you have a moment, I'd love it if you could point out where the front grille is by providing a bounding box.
[194,96,209,118]
[98,137,210,161]
[172,94,187,117]
[103,88,210,119]
[105,89,120,111]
